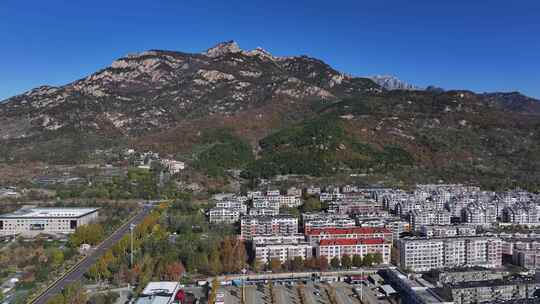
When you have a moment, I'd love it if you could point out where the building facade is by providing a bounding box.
[0,208,99,236]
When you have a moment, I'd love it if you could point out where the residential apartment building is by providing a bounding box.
[316,238,391,264]
[252,199,280,210]
[306,227,393,246]
[410,209,451,232]
[208,208,240,224]
[214,200,247,214]
[267,195,302,208]
[248,208,279,217]
[440,276,540,304]
[502,204,539,225]
[240,215,298,239]
[420,225,476,238]
[397,236,502,272]
[252,234,311,264]
[513,248,540,270]
[461,204,497,226]
[302,213,355,233]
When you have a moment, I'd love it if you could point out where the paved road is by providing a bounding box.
[31,206,153,304]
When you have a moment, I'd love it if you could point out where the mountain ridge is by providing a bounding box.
[2,41,540,190]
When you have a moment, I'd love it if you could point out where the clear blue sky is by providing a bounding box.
[1,0,539,100]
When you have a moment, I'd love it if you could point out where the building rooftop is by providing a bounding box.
[446,275,540,289]
[319,238,387,246]
[135,281,180,304]
[0,207,99,219]
[307,226,391,235]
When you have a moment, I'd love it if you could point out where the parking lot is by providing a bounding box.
[219,280,394,304]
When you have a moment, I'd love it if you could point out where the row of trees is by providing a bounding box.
[68,223,105,247]
[263,252,384,273]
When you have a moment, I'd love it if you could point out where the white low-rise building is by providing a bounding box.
[160,159,185,174]
[0,207,99,236]
[252,234,311,263]
[208,208,240,224]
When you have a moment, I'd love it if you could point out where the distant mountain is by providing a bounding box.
[482,91,540,113]
[1,41,540,190]
[0,40,377,140]
[368,75,420,91]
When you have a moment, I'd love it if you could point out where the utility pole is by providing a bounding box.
[241,268,247,304]
[130,223,135,269]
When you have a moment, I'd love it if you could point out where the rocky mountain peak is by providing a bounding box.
[244,47,275,60]
[369,75,419,91]
[204,40,242,57]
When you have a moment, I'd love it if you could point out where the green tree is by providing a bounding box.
[49,248,64,266]
[362,253,375,267]
[352,254,363,268]
[373,252,383,265]
[341,254,352,269]
[330,256,341,269]
[302,197,322,212]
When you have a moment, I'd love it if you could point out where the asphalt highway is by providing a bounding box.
[31,205,153,304]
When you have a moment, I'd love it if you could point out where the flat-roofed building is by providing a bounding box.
[306,226,393,246]
[316,238,391,264]
[397,236,502,272]
[252,234,311,264]
[240,215,298,239]
[0,207,99,236]
[208,208,240,224]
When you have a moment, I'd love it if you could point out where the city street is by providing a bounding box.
[30,205,153,304]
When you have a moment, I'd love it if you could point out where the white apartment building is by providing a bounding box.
[240,215,298,239]
[252,199,280,210]
[410,209,451,232]
[252,234,311,263]
[461,204,497,226]
[249,207,279,217]
[306,186,321,196]
[502,205,539,225]
[0,207,99,236]
[267,195,302,208]
[214,200,247,214]
[266,189,281,196]
[397,236,502,272]
[303,214,356,233]
[421,225,477,238]
[208,208,240,224]
[247,191,263,199]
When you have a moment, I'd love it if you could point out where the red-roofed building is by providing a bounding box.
[316,237,391,263]
[306,227,393,246]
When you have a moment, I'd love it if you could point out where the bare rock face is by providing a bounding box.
[204,40,242,57]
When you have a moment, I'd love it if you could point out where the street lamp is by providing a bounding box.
[241,268,247,304]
